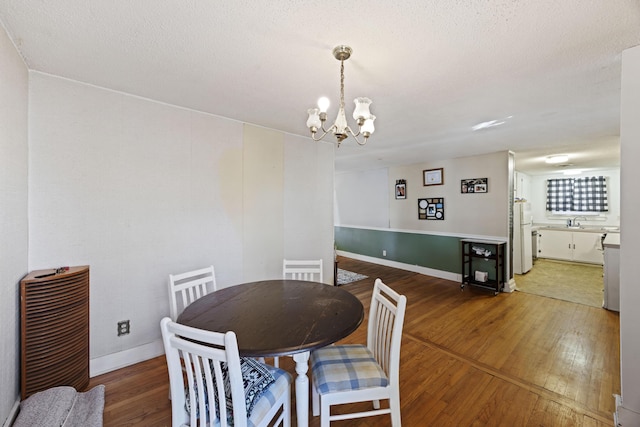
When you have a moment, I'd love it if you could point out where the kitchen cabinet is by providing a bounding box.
[572,232,605,264]
[537,229,572,260]
[537,229,604,264]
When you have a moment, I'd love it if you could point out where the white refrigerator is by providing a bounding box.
[513,202,533,274]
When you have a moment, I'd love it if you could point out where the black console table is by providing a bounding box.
[460,239,506,296]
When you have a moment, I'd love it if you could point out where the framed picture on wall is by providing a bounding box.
[395,180,406,199]
[418,197,445,220]
[461,177,488,193]
[423,168,444,186]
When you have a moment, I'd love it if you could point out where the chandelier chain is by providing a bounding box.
[339,60,345,111]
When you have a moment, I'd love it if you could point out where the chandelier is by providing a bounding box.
[306,45,376,146]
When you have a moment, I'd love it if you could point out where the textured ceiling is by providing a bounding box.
[1,1,638,174]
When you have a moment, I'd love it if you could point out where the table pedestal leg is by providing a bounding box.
[292,351,310,427]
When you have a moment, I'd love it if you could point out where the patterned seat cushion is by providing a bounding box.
[186,358,290,426]
[311,344,388,394]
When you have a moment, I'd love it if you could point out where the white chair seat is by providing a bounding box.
[311,345,388,393]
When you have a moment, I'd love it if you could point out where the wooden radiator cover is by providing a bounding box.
[20,266,90,399]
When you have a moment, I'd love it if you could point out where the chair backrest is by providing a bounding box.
[367,278,407,383]
[283,259,323,283]
[168,266,217,321]
[160,317,247,427]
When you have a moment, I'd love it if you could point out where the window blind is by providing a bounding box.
[546,176,608,212]
[572,176,608,211]
[546,178,574,211]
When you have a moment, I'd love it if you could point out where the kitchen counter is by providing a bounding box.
[604,233,620,248]
[534,225,618,233]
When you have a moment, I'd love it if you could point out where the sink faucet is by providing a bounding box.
[573,216,587,226]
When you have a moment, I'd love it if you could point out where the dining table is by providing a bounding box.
[177,279,364,427]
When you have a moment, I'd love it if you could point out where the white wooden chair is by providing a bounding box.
[282,259,323,283]
[160,317,291,427]
[168,266,217,321]
[310,278,407,426]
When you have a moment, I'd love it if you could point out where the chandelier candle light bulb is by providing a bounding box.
[318,97,330,114]
[306,45,375,146]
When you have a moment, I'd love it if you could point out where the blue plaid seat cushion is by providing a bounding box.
[311,344,388,394]
[246,365,290,427]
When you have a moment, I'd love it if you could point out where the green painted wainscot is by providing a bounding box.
[335,226,462,274]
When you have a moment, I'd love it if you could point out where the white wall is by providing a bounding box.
[243,125,284,282]
[0,22,29,424]
[618,43,640,426]
[243,126,335,282]
[284,135,335,279]
[388,151,510,238]
[335,151,510,239]
[334,168,389,228]
[527,168,621,228]
[27,73,334,371]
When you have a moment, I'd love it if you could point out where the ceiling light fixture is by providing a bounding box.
[545,154,569,164]
[306,45,375,147]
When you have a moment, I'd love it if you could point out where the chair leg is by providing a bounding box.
[283,386,291,427]
[320,399,331,427]
[312,383,319,416]
[389,391,401,427]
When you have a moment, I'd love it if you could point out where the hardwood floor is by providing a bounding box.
[89,256,620,426]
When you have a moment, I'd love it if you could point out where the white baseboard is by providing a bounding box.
[504,278,516,293]
[337,250,513,292]
[615,395,640,426]
[337,251,461,283]
[90,339,164,377]
[2,398,20,427]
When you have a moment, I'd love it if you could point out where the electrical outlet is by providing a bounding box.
[117,320,130,336]
[383,250,387,256]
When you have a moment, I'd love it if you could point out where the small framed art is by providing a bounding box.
[395,180,407,199]
[461,178,488,193]
[418,197,445,220]
[423,168,443,186]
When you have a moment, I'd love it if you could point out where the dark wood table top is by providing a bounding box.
[177,279,364,357]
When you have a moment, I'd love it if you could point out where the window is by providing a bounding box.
[546,177,608,212]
